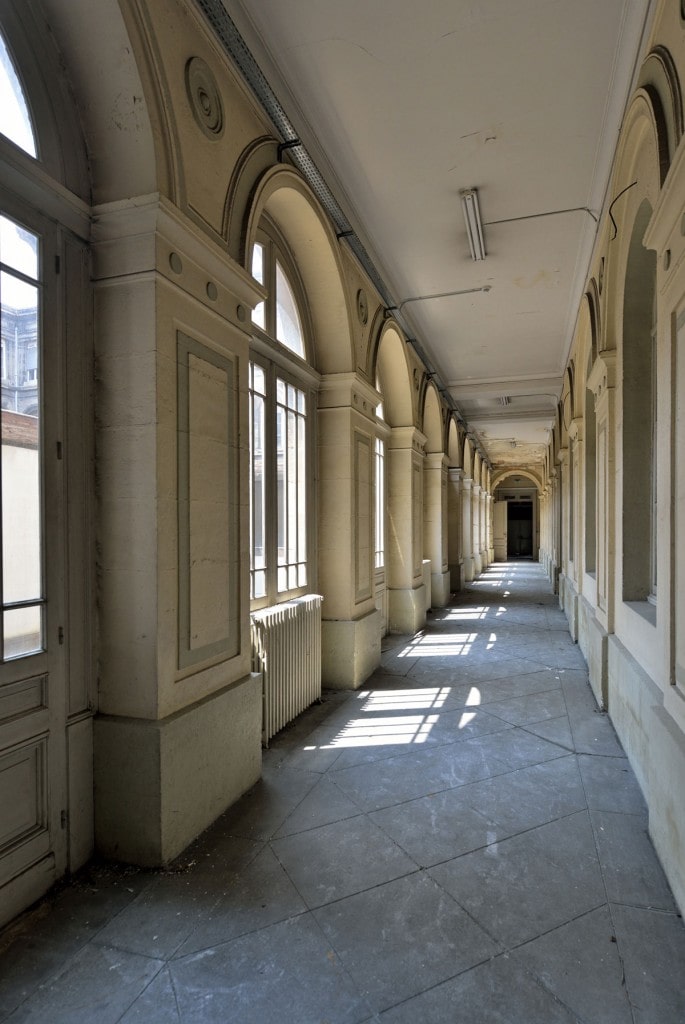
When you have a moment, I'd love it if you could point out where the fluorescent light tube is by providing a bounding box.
[460,188,486,261]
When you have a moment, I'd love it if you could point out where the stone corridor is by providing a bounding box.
[1,562,685,1023]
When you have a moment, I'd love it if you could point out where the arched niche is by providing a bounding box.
[245,166,353,375]
[463,437,474,479]
[375,323,414,428]
[447,416,462,467]
[38,0,160,203]
[582,285,600,370]
[637,46,683,179]
[603,90,662,335]
[421,382,443,454]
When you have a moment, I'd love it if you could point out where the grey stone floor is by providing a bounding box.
[2,562,685,1023]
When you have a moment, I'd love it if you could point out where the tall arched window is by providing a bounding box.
[622,200,657,607]
[0,30,36,156]
[248,223,316,606]
[0,5,91,926]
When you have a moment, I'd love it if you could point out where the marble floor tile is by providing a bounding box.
[271,814,417,907]
[313,872,498,1013]
[174,845,307,956]
[428,812,606,946]
[3,944,163,1024]
[512,905,633,1024]
[379,953,579,1024]
[612,903,685,1024]
[330,736,511,812]
[590,808,675,910]
[578,753,648,814]
[170,915,372,1024]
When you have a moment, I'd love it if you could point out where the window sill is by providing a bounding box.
[623,600,656,628]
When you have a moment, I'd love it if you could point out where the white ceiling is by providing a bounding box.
[227,0,652,470]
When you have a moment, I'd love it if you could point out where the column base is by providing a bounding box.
[431,569,451,608]
[473,551,483,575]
[388,584,427,634]
[578,596,608,709]
[322,608,383,690]
[463,555,475,583]
[94,673,262,866]
[449,561,464,592]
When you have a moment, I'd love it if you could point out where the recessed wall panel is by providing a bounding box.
[177,333,239,669]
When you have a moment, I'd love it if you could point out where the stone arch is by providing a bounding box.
[245,165,353,374]
[39,0,162,204]
[224,137,279,262]
[603,90,662,348]
[638,46,683,177]
[491,468,543,491]
[375,322,415,428]
[421,381,443,454]
[584,283,601,367]
[463,437,474,479]
[0,0,92,200]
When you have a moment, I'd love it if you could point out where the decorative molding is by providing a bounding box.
[185,57,225,140]
[387,425,427,454]
[356,288,368,325]
[353,432,373,603]
[587,350,617,398]
[177,331,239,670]
[318,372,380,414]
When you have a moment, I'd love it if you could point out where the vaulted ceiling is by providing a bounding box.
[225,0,653,469]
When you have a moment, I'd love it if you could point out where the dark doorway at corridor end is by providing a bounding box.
[507,501,533,558]
[493,474,539,561]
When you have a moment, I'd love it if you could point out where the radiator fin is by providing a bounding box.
[251,595,323,745]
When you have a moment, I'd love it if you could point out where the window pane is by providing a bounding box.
[0,34,36,158]
[0,215,38,279]
[251,244,265,329]
[276,378,307,595]
[275,261,304,356]
[249,363,267,601]
[3,603,42,659]
[375,437,385,568]
[2,271,41,608]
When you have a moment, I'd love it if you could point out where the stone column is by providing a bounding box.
[472,483,483,575]
[424,452,450,607]
[318,374,384,688]
[462,477,475,582]
[93,196,262,866]
[487,493,495,563]
[588,351,617,633]
[568,417,584,582]
[558,447,570,597]
[447,467,464,591]
[479,488,488,569]
[387,426,427,632]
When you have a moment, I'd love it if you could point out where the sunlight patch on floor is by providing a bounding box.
[398,633,477,657]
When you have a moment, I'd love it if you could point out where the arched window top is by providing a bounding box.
[250,225,307,360]
[0,30,36,157]
[275,259,304,357]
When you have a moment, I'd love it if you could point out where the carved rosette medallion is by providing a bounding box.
[185,57,224,140]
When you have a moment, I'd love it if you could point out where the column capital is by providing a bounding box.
[387,424,427,454]
[425,451,448,470]
[318,371,381,417]
[587,350,617,398]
